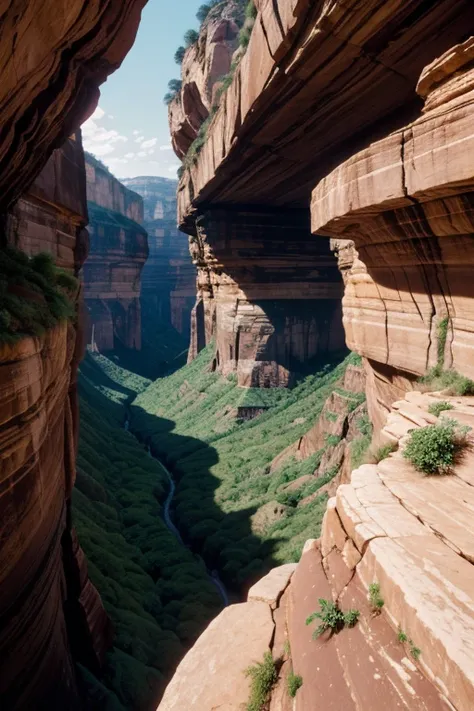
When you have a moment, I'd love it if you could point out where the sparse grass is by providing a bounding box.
[0,247,78,344]
[437,317,449,365]
[325,433,341,447]
[403,418,471,475]
[410,642,421,660]
[368,582,384,612]
[245,652,278,711]
[373,443,396,463]
[325,411,338,423]
[305,599,360,639]
[398,629,408,643]
[287,671,303,698]
[428,400,454,417]
[419,367,474,396]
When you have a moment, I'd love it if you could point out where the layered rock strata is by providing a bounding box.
[169,0,245,158]
[159,392,474,710]
[84,155,148,351]
[1,137,111,710]
[188,206,345,386]
[122,176,196,339]
[311,38,474,427]
[0,0,146,216]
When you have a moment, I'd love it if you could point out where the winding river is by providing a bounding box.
[124,416,229,607]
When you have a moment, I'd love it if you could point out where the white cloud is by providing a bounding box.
[124,152,135,159]
[135,135,145,143]
[148,149,155,155]
[132,130,140,135]
[108,114,115,119]
[81,113,128,158]
[160,144,172,151]
[137,150,147,158]
[141,137,157,149]
[90,105,105,121]
[168,165,180,172]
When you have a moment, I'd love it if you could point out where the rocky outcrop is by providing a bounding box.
[0,0,146,216]
[188,206,345,386]
[311,38,474,427]
[159,392,474,710]
[169,0,245,158]
[84,154,148,351]
[1,137,111,710]
[122,176,196,340]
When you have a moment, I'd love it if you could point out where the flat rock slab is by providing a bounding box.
[248,563,297,609]
[157,602,274,711]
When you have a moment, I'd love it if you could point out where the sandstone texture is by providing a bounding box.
[1,139,111,709]
[84,154,148,351]
[122,176,196,339]
[160,393,474,710]
[188,207,345,385]
[169,0,245,158]
[312,38,474,424]
[0,0,146,215]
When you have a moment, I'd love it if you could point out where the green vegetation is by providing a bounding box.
[131,347,360,586]
[245,652,278,711]
[403,418,470,475]
[428,400,454,417]
[75,353,222,710]
[325,410,338,423]
[397,629,408,643]
[174,46,186,64]
[410,642,421,660]
[184,29,199,46]
[368,582,384,612]
[287,670,303,698]
[418,316,474,395]
[373,442,396,463]
[0,247,78,344]
[325,433,341,447]
[163,79,183,105]
[437,316,449,365]
[350,413,373,469]
[305,599,360,639]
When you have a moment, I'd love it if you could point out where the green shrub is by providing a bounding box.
[398,629,408,643]
[428,400,454,417]
[403,418,470,474]
[305,599,360,639]
[0,247,77,343]
[373,443,396,463]
[410,642,421,660]
[437,317,449,366]
[420,367,474,395]
[368,582,384,612]
[245,652,277,711]
[325,411,338,423]
[325,434,341,447]
[287,671,303,698]
[174,46,186,64]
[184,29,199,47]
[245,0,257,20]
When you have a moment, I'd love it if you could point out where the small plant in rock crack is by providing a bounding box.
[245,652,278,711]
[287,670,303,698]
[305,598,360,639]
[410,641,422,661]
[397,628,408,643]
[428,400,454,418]
[368,582,384,614]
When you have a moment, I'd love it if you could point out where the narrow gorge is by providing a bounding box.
[1,2,474,711]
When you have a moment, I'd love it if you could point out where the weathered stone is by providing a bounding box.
[248,563,297,609]
[157,602,274,711]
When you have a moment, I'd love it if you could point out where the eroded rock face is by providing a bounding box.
[311,38,474,424]
[0,0,146,215]
[122,176,196,339]
[188,206,345,386]
[1,138,111,710]
[169,0,244,158]
[84,155,148,351]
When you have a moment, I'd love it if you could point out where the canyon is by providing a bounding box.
[1,1,474,711]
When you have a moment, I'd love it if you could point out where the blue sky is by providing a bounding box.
[81,0,203,179]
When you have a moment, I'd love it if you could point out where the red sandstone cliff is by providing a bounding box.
[84,154,149,352]
[0,3,146,707]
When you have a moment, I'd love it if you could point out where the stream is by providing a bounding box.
[124,416,229,607]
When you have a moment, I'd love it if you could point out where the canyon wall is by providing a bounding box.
[0,2,146,708]
[122,176,196,341]
[172,0,474,403]
[1,135,111,710]
[84,154,148,352]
